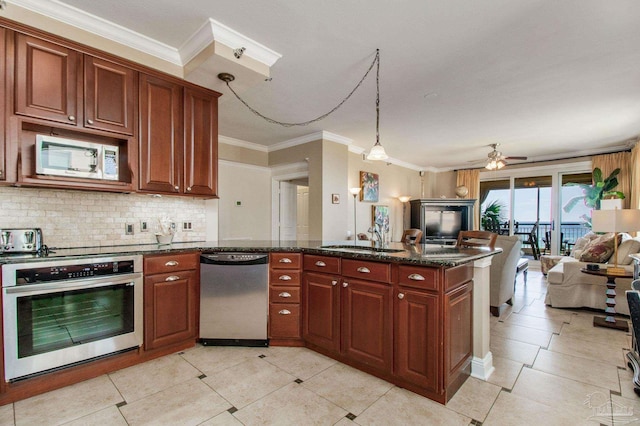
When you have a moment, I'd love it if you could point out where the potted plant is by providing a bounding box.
[563,167,625,226]
[481,200,505,232]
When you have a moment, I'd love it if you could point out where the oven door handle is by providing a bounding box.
[3,273,143,296]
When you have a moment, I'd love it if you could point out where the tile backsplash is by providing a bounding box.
[0,187,207,248]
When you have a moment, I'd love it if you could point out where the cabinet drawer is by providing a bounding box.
[342,259,391,283]
[270,270,301,286]
[269,303,301,339]
[270,253,302,269]
[144,252,199,274]
[303,255,341,274]
[398,265,440,291]
[270,286,301,303]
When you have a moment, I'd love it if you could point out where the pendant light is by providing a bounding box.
[366,49,388,161]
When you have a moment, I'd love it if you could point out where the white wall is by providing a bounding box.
[217,160,271,240]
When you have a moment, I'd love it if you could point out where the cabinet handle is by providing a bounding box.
[165,275,180,281]
[278,309,291,315]
[279,275,292,281]
[331,280,338,286]
[315,261,326,267]
[356,266,370,273]
[187,187,192,192]
[0,170,3,176]
[279,258,293,264]
[87,119,94,125]
[174,186,179,191]
[165,260,179,266]
[408,273,425,281]
[398,293,405,300]
[68,115,75,121]
[343,282,349,288]
[278,292,292,298]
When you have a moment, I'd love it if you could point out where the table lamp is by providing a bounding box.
[592,208,640,275]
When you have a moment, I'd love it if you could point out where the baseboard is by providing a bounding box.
[471,352,495,381]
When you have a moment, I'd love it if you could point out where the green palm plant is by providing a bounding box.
[563,167,625,226]
[481,200,505,231]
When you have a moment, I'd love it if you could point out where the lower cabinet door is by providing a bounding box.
[341,279,392,371]
[144,270,198,350]
[444,283,473,387]
[303,272,340,352]
[394,288,440,392]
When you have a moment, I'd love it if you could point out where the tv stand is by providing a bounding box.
[410,199,476,244]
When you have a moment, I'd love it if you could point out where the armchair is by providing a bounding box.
[490,235,522,317]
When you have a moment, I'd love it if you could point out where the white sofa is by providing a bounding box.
[544,232,640,315]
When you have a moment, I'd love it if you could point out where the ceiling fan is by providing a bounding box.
[485,143,527,170]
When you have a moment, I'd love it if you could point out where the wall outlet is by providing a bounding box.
[140,221,149,232]
[125,223,134,235]
[182,221,193,231]
[170,222,177,232]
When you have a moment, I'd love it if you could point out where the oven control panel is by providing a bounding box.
[15,260,135,284]
[1,256,142,287]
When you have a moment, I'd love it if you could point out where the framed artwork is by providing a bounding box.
[332,193,340,204]
[360,171,379,202]
[372,205,390,233]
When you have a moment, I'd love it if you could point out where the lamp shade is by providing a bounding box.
[591,209,640,233]
[367,143,388,161]
[349,187,362,196]
[398,195,411,203]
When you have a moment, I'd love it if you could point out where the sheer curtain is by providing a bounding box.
[456,169,480,230]
[592,152,631,208]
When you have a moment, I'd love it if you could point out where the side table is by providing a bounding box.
[581,268,632,331]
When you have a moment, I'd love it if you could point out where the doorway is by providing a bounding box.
[272,178,310,242]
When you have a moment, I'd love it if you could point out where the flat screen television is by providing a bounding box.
[424,210,462,240]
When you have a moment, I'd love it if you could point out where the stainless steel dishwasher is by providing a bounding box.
[199,252,269,347]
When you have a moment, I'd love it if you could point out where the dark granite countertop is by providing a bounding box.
[0,240,500,267]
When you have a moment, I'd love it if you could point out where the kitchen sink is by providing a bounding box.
[319,245,405,254]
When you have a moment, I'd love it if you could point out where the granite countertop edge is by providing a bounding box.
[0,240,501,267]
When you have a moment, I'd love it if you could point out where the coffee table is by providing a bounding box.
[581,268,632,331]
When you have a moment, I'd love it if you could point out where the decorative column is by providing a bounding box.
[471,256,495,380]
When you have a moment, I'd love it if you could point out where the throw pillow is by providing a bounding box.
[616,238,640,265]
[578,233,619,263]
[571,232,599,259]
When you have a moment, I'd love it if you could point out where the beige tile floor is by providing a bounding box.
[2,264,639,425]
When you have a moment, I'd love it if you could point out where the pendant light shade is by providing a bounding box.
[367,142,388,161]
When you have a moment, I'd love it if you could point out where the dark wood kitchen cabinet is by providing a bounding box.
[139,75,219,197]
[303,256,392,372]
[143,252,200,351]
[394,287,440,393]
[0,27,6,182]
[14,33,136,135]
[269,253,303,345]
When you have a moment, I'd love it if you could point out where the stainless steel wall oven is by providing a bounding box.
[1,255,143,381]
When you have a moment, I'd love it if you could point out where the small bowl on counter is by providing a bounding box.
[155,234,174,245]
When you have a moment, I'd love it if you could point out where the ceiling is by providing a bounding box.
[20,0,640,171]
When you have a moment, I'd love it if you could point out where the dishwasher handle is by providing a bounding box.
[200,253,268,265]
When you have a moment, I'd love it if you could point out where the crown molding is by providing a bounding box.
[219,135,269,152]
[9,0,182,65]
[179,18,281,68]
[268,131,353,152]
[219,159,271,172]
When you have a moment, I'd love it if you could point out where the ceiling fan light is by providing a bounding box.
[485,159,497,170]
[367,143,389,161]
[496,159,506,169]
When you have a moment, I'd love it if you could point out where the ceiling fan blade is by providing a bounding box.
[505,156,527,160]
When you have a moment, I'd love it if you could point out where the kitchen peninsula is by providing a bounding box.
[0,241,498,405]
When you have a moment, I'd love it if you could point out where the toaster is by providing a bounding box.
[0,228,43,254]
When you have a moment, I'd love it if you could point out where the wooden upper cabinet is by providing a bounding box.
[139,73,183,194]
[84,56,136,135]
[183,87,218,197]
[0,27,6,182]
[15,33,137,136]
[15,33,79,125]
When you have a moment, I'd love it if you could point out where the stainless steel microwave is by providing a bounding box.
[35,134,119,181]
